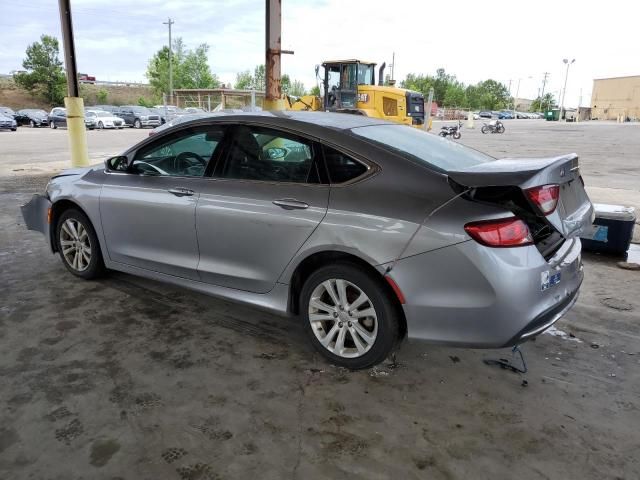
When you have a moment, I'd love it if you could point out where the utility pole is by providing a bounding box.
[163,18,174,104]
[57,0,89,167]
[560,58,575,121]
[540,72,549,111]
[390,52,395,81]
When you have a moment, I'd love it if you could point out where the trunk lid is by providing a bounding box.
[448,153,594,240]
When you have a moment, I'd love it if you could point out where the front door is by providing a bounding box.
[100,125,226,279]
[196,125,329,293]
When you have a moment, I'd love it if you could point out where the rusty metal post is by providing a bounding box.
[58,0,89,167]
[264,0,285,110]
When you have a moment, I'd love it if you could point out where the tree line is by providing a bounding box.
[12,35,556,112]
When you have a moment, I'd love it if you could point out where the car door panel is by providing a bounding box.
[195,125,329,293]
[100,174,205,280]
[196,181,328,292]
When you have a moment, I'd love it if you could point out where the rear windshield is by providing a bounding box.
[351,124,494,172]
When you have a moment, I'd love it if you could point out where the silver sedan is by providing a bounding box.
[22,111,593,369]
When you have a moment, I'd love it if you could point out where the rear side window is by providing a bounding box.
[323,146,367,184]
[351,124,494,172]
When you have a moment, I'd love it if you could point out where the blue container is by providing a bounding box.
[581,203,636,256]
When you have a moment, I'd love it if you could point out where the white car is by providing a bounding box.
[86,110,125,129]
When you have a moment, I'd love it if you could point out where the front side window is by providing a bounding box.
[357,63,374,85]
[131,126,224,177]
[216,126,318,184]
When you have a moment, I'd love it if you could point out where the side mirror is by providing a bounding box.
[265,147,287,160]
[105,155,129,172]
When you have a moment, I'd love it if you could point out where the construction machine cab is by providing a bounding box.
[322,59,379,112]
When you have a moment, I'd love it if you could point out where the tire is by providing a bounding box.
[481,126,488,134]
[439,131,447,137]
[30,120,36,128]
[55,209,105,280]
[98,121,104,129]
[453,131,461,139]
[11,128,16,132]
[50,121,57,129]
[497,125,505,133]
[133,119,141,129]
[300,262,400,370]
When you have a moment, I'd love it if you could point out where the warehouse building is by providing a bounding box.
[591,75,640,120]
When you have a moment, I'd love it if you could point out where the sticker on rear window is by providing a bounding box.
[541,271,561,291]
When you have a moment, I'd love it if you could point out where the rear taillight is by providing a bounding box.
[464,217,533,248]
[525,184,559,215]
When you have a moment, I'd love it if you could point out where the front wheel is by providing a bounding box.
[56,209,105,279]
[481,126,488,134]
[453,131,461,139]
[98,121,104,129]
[30,120,36,128]
[133,119,142,129]
[301,263,400,369]
[497,125,505,133]
[50,121,57,129]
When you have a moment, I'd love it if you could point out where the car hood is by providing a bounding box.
[52,165,101,179]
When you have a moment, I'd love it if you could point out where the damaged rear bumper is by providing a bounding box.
[21,194,53,247]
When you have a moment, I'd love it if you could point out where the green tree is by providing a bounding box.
[234,66,265,90]
[234,70,253,89]
[14,35,66,105]
[471,79,510,110]
[530,93,556,112]
[96,88,108,104]
[145,38,219,96]
[309,85,321,96]
[281,74,305,97]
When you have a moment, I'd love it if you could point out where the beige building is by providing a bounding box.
[591,75,640,120]
[514,97,533,112]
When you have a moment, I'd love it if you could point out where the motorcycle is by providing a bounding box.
[481,120,505,134]
[439,120,462,139]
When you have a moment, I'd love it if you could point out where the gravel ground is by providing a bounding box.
[0,120,639,479]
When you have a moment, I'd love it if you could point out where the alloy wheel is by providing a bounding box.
[59,218,92,272]
[308,279,378,358]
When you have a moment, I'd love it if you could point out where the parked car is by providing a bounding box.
[49,107,96,130]
[0,105,17,120]
[78,73,96,84]
[48,107,67,129]
[498,111,514,119]
[150,106,187,125]
[15,109,49,127]
[478,111,492,119]
[116,106,161,128]
[0,112,17,131]
[514,111,529,119]
[21,111,593,369]
[86,110,125,129]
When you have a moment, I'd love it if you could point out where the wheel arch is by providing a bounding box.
[49,199,95,253]
[287,250,407,340]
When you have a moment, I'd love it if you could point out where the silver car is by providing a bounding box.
[21,112,593,369]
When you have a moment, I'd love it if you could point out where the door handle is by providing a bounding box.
[272,198,309,210]
[168,187,195,197]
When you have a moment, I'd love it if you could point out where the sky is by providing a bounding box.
[1,0,639,108]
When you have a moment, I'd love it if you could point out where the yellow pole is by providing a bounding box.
[64,97,89,167]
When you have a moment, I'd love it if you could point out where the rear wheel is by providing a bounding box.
[481,126,488,134]
[56,209,105,279]
[300,263,399,369]
[439,131,447,137]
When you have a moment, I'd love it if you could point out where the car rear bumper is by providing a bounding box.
[21,194,53,249]
[389,237,584,347]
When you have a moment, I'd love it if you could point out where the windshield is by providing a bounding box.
[132,107,151,114]
[351,124,494,172]
[96,111,111,117]
[357,63,375,85]
[0,107,15,115]
[27,109,47,115]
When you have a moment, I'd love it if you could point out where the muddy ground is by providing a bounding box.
[0,121,639,479]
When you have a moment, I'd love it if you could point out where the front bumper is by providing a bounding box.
[141,120,161,127]
[21,194,53,249]
[389,237,584,347]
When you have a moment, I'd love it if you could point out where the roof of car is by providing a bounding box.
[172,110,392,131]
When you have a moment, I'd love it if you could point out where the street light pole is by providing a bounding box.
[560,58,575,121]
[163,18,174,104]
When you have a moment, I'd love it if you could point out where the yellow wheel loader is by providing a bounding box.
[287,59,425,127]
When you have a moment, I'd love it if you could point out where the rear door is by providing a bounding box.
[196,124,329,293]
